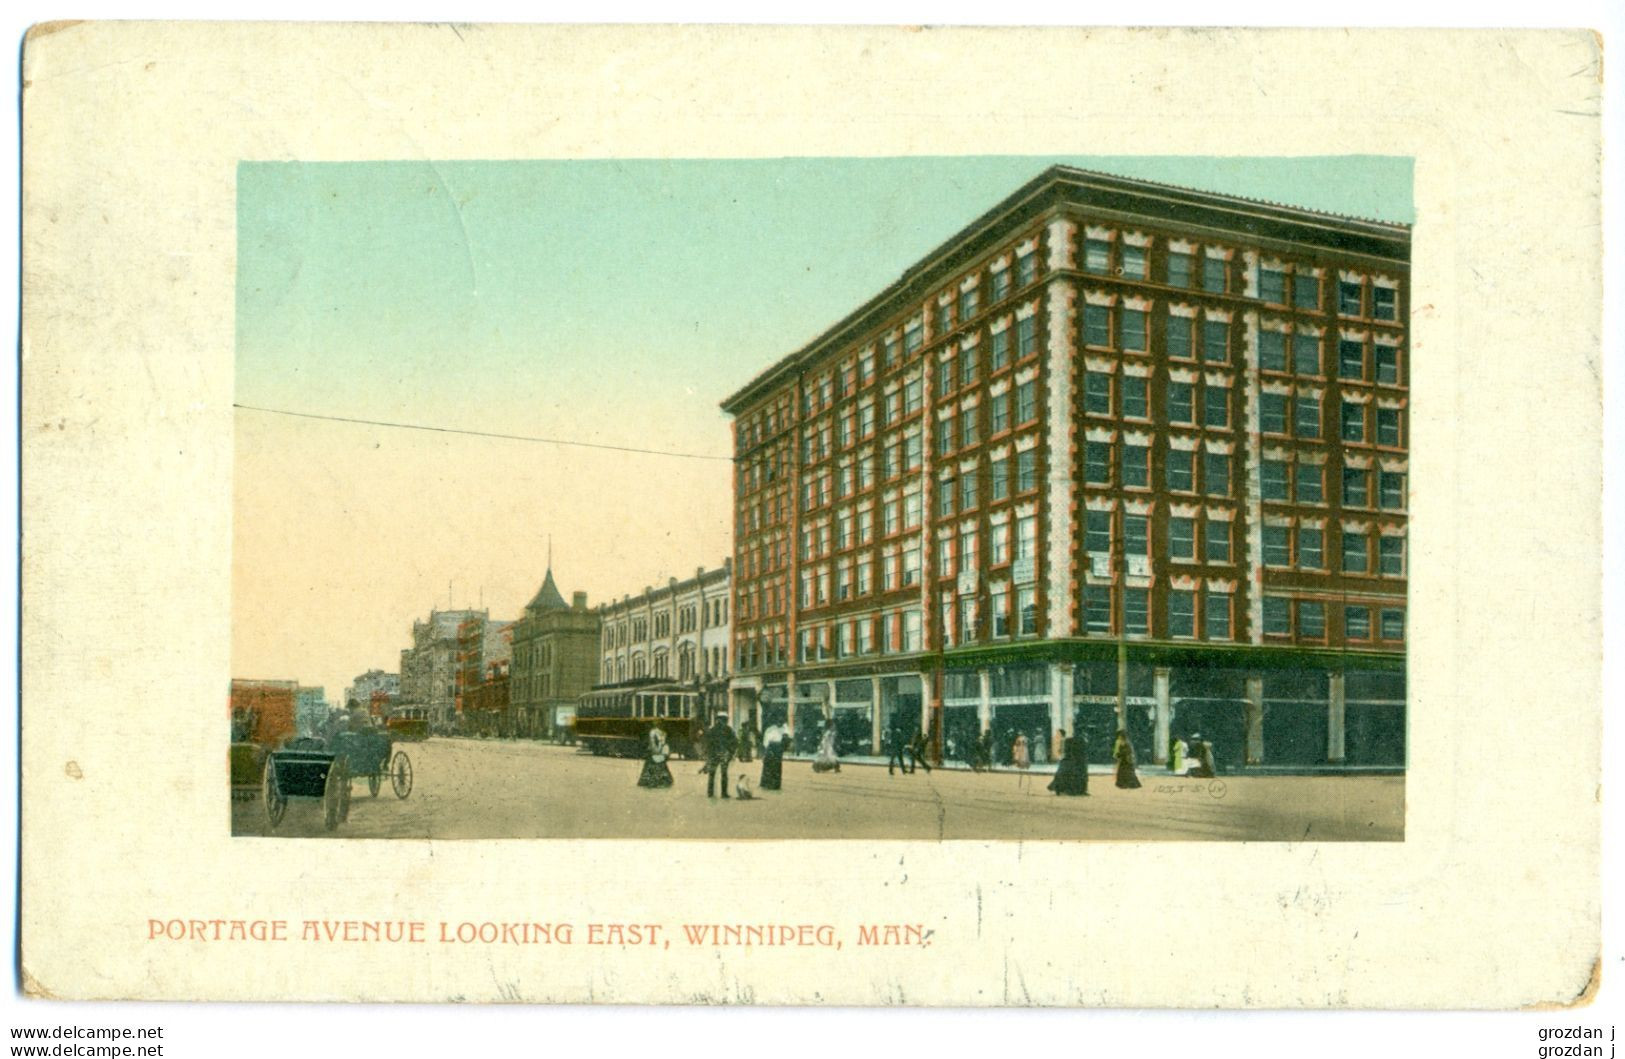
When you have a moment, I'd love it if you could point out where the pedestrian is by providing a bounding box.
[1031,728,1048,766]
[1011,732,1030,770]
[812,724,842,773]
[886,725,911,776]
[1051,728,1066,765]
[907,728,932,774]
[1112,728,1142,789]
[737,715,759,764]
[973,729,994,772]
[1187,733,1218,778]
[759,721,787,791]
[1169,735,1189,777]
[637,723,674,789]
[1047,734,1090,796]
[704,714,738,799]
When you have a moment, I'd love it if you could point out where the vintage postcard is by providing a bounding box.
[20,24,1601,1006]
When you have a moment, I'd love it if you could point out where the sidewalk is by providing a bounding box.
[783,753,1403,777]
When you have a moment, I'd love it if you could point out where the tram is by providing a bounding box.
[573,680,702,759]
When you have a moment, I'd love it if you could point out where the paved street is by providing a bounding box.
[232,737,1404,841]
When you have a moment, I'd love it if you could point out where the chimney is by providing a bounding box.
[572,591,587,611]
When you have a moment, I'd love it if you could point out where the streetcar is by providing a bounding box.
[573,680,702,759]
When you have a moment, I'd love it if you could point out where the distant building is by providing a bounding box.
[345,669,400,711]
[462,660,512,737]
[509,568,600,739]
[457,618,513,733]
[399,609,486,726]
[229,678,298,748]
[294,686,329,739]
[598,561,732,719]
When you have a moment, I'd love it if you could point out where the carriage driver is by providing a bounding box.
[704,714,738,800]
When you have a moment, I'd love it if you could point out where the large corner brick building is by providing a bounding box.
[720,166,1408,770]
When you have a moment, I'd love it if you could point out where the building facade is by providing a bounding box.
[345,669,400,712]
[508,569,601,739]
[721,167,1408,769]
[457,618,513,734]
[399,608,486,726]
[597,562,732,719]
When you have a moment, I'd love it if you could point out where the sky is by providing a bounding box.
[233,155,1413,701]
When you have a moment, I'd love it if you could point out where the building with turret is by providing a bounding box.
[509,569,601,739]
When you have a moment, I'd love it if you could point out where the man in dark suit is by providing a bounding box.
[705,715,738,799]
[907,728,933,774]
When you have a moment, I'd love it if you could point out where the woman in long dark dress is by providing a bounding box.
[1047,735,1090,796]
[758,722,787,790]
[637,725,674,789]
[1112,729,1142,789]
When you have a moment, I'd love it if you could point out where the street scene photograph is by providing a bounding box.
[231,155,1411,840]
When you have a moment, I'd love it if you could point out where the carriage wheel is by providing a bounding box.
[323,758,348,832]
[368,771,381,798]
[262,760,286,830]
[340,768,353,823]
[390,752,413,799]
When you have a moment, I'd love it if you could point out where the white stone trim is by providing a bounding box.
[1262,380,1292,396]
[1084,356,1117,374]
[1016,300,1040,322]
[1203,439,1235,455]
[1123,230,1153,248]
[960,273,981,293]
[1169,302,1199,319]
[961,333,981,351]
[986,378,1010,398]
[1297,514,1327,529]
[1374,274,1399,289]
[1296,324,1325,338]
[1206,506,1236,521]
[1170,573,1199,590]
[989,253,1011,273]
[1341,519,1372,532]
[1377,396,1407,410]
[1015,365,1040,386]
[1262,445,1291,461]
[1122,361,1152,378]
[936,406,955,422]
[1340,327,1370,343]
[1016,499,1040,519]
[1205,307,1234,324]
[1264,513,1294,527]
[1260,317,1291,333]
[990,315,1012,335]
[1169,367,1199,384]
[1043,278,1078,637]
[1084,496,1117,513]
[1378,524,1407,537]
[1338,269,1365,284]
[1169,434,1201,452]
[1298,450,1329,465]
[988,508,1012,526]
[1296,384,1325,400]
[960,393,981,410]
[959,458,979,474]
[1169,238,1196,254]
[1124,498,1155,516]
[1345,453,1375,469]
[1084,426,1118,443]
[1047,218,1078,273]
[1170,501,1201,518]
[937,345,956,363]
[1014,433,1040,453]
[1203,371,1232,388]
[1016,236,1039,257]
[1123,429,1153,446]
[1378,456,1408,472]
[1242,249,1260,299]
[1083,288,1117,307]
[1205,245,1234,260]
[1205,577,1238,592]
[1122,294,1154,311]
[990,443,1013,461]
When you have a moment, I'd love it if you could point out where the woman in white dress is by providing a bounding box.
[811,724,842,773]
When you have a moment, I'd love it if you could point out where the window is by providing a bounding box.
[1169,516,1195,560]
[1121,375,1148,418]
[1261,392,1288,434]
[1338,280,1363,317]
[902,543,921,586]
[1203,451,1230,497]
[1122,308,1148,352]
[883,498,901,535]
[938,359,955,397]
[1377,407,1402,446]
[1121,444,1149,489]
[935,302,952,336]
[991,268,1011,302]
[1380,535,1405,575]
[1204,384,1230,428]
[959,527,978,573]
[1380,608,1405,640]
[990,329,1011,369]
[959,597,977,643]
[1167,381,1194,423]
[1262,459,1289,501]
[1084,304,1110,347]
[1166,315,1194,358]
[1379,470,1405,510]
[861,351,876,382]
[1260,331,1287,372]
[960,347,978,386]
[1016,514,1037,560]
[1343,467,1370,507]
[1338,339,1364,380]
[1204,519,1231,562]
[989,392,1010,434]
[1168,590,1195,637]
[1016,250,1036,287]
[1296,463,1324,503]
[1345,605,1371,640]
[1084,584,1112,634]
[904,322,923,354]
[1124,588,1150,635]
[1260,267,1286,304]
[1122,244,1147,280]
[1124,514,1149,557]
[1294,333,1320,375]
[937,480,955,517]
[992,526,1011,571]
[1085,371,1112,415]
[960,286,979,321]
[1299,600,1326,639]
[860,403,876,436]
[1298,526,1324,568]
[990,456,1010,500]
[1202,319,1229,362]
[902,609,923,652]
[1263,525,1291,566]
[1085,440,1112,484]
[1084,238,1111,274]
[1263,596,1291,636]
[991,584,1010,637]
[1016,316,1038,359]
[1376,345,1400,385]
[937,416,955,456]
[903,378,923,414]
[1086,510,1112,553]
[1017,587,1038,636]
[1167,252,1193,287]
[1342,529,1369,573]
[960,472,978,510]
[1166,449,1194,492]
[1017,450,1038,492]
[1295,393,1322,438]
[1202,256,1227,293]
[1016,380,1038,423]
[1341,400,1365,443]
[1293,272,1319,309]
[884,335,900,368]
[1205,591,1232,639]
[1373,286,1398,322]
[962,409,981,448]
